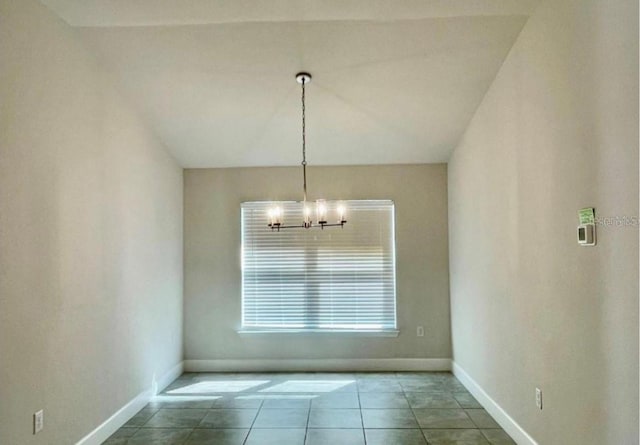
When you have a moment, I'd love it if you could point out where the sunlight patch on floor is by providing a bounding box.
[166,380,270,394]
[258,380,354,393]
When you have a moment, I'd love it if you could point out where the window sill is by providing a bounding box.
[237,329,400,337]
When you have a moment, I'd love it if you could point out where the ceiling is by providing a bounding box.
[40,1,536,168]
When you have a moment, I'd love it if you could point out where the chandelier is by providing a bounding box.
[267,73,347,231]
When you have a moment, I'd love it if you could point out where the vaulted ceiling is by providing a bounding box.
[40,0,537,167]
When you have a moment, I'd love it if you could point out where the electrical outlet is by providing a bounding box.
[33,410,44,434]
[416,326,424,337]
[535,388,542,410]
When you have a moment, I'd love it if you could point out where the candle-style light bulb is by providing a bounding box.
[337,204,346,223]
[274,206,282,225]
[316,199,327,224]
[268,208,275,226]
[303,205,312,227]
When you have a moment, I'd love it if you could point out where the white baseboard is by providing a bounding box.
[75,388,151,445]
[452,361,538,445]
[155,361,184,395]
[184,358,451,372]
[76,361,184,445]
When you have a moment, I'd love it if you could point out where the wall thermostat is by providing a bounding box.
[577,224,596,246]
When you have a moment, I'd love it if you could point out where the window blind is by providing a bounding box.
[241,200,397,332]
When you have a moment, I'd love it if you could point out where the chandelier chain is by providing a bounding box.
[302,78,306,165]
[301,77,307,202]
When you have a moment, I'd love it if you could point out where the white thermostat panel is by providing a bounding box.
[577,224,596,246]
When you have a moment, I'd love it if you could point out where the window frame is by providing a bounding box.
[239,200,398,336]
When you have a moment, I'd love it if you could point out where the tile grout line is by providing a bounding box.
[179,398,215,444]
[303,397,312,445]
[356,383,367,445]
[240,397,264,445]
[180,427,196,445]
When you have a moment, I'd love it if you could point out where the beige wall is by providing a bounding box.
[0,1,183,444]
[184,164,450,360]
[448,0,638,444]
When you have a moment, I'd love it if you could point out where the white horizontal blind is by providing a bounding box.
[241,200,396,332]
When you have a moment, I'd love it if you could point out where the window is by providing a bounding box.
[241,200,397,333]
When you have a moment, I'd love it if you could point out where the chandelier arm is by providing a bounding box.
[269,221,346,231]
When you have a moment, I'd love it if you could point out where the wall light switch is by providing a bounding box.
[535,388,543,410]
[34,410,44,434]
[577,224,596,246]
[416,326,424,337]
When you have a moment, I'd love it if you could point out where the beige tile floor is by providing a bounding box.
[103,372,516,444]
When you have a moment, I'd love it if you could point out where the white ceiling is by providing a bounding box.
[40,1,536,167]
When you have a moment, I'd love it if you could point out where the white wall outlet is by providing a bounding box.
[416,326,424,337]
[33,410,44,434]
[535,388,543,410]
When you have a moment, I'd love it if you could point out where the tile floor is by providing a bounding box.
[103,372,515,444]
